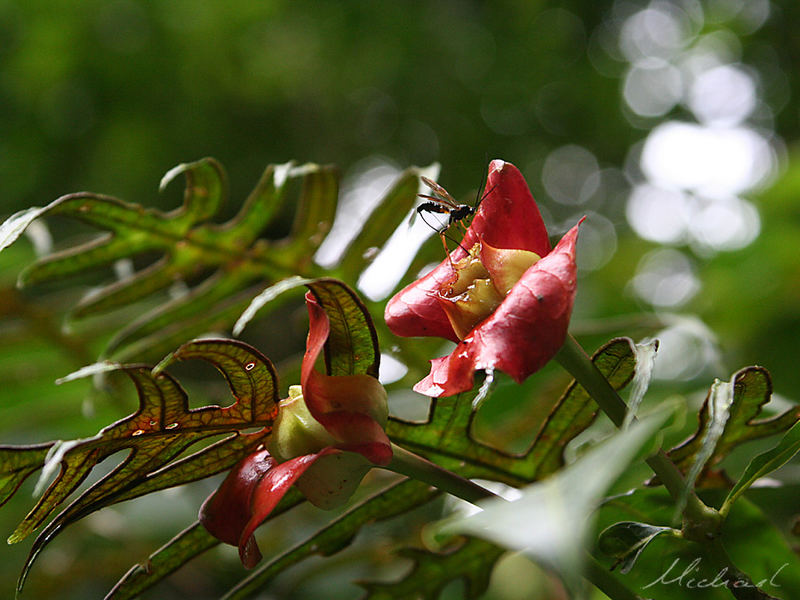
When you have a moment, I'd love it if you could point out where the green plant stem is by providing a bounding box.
[705,538,779,600]
[554,334,715,526]
[555,334,779,599]
[585,554,643,600]
[385,443,500,505]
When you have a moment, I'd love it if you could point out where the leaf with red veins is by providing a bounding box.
[414,223,580,397]
[385,159,550,342]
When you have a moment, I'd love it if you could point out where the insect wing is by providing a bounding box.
[420,176,458,208]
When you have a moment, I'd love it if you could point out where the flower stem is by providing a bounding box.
[584,554,644,600]
[553,335,781,599]
[554,335,718,528]
[385,443,501,505]
[705,538,779,600]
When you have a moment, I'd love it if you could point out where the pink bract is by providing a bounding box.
[385,160,581,397]
[200,294,391,568]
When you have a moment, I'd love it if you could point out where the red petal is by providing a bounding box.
[304,370,392,465]
[385,262,461,342]
[301,295,393,465]
[413,222,580,397]
[468,160,551,256]
[301,291,330,395]
[198,449,275,565]
[312,406,393,464]
[385,160,549,342]
[238,448,339,568]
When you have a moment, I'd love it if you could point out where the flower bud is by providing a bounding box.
[268,385,336,461]
[267,384,381,509]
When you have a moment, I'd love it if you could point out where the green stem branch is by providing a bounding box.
[555,334,715,526]
[384,443,500,505]
[585,554,644,600]
[705,538,779,600]
[555,334,780,599]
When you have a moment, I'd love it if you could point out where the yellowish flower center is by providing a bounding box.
[439,242,541,339]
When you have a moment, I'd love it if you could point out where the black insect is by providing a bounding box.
[415,175,477,236]
[412,174,493,257]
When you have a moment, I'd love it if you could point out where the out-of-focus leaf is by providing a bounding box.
[665,367,799,486]
[360,538,504,600]
[387,337,638,485]
[722,420,800,514]
[1,158,340,362]
[437,406,674,597]
[1,160,434,367]
[105,521,220,600]
[336,169,421,281]
[4,339,278,592]
[598,521,676,574]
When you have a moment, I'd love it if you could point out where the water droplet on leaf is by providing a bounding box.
[245,362,256,371]
[132,429,145,436]
[165,422,179,429]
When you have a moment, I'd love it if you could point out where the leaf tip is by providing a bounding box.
[55,362,121,385]
[159,163,188,193]
[7,532,22,545]
[151,351,176,376]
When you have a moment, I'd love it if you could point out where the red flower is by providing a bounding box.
[200,293,391,568]
[385,160,581,397]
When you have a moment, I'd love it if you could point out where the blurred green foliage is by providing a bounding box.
[1,1,799,599]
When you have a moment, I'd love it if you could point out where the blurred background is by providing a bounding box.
[1,1,798,598]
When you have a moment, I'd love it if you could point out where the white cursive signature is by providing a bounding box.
[643,558,787,590]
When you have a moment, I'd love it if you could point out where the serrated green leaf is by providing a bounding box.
[336,169,421,280]
[361,537,504,600]
[722,419,800,514]
[387,337,638,485]
[665,366,799,486]
[597,521,676,574]
[1,159,343,363]
[7,339,278,593]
